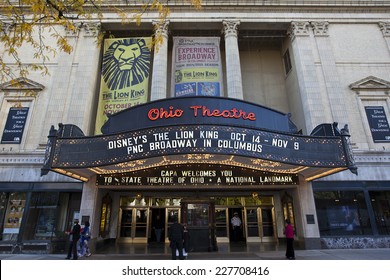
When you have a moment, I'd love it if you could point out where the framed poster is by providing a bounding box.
[172,37,223,97]
[1,107,29,144]
[365,106,390,142]
[3,193,26,234]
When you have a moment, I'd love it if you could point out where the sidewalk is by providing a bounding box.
[1,248,390,260]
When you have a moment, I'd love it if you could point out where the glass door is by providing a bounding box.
[260,207,276,241]
[183,202,216,252]
[215,208,228,242]
[282,192,295,230]
[134,209,148,239]
[246,208,260,242]
[166,208,180,242]
[119,208,133,238]
[119,207,149,242]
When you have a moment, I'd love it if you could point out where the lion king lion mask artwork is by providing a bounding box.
[102,38,151,90]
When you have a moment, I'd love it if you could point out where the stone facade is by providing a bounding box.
[1,1,390,252]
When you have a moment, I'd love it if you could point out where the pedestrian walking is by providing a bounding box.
[168,216,184,260]
[284,219,295,260]
[183,223,190,257]
[66,219,81,260]
[153,215,164,243]
[78,221,91,257]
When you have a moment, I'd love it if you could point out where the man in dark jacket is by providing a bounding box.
[168,216,184,260]
[66,219,81,260]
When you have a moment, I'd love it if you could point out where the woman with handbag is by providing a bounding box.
[79,221,92,257]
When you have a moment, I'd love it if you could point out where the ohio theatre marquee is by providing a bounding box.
[41,96,357,184]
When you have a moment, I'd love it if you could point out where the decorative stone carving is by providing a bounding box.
[151,20,169,100]
[349,76,390,92]
[311,21,329,36]
[379,21,390,37]
[64,22,81,37]
[222,20,240,37]
[153,20,170,37]
[0,22,12,34]
[288,21,310,40]
[0,77,44,92]
[82,22,101,37]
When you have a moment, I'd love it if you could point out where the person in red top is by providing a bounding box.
[284,219,295,260]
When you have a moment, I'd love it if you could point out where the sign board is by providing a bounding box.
[172,37,223,97]
[95,37,152,134]
[52,124,346,169]
[365,106,390,142]
[96,166,299,186]
[101,96,298,134]
[1,107,29,144]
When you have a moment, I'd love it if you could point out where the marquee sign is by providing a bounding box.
[49,124,346,169]
[42,97,357,182]
[96,166,299,186]
[100,96,298,134]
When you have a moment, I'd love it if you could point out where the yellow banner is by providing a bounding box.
[95,37,152,134]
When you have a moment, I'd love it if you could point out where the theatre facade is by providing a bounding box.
[40,96,356,251]
[1,1,390,254]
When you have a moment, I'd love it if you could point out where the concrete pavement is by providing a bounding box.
[1,248,390,260]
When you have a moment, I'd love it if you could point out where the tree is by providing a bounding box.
[0,0,202,83]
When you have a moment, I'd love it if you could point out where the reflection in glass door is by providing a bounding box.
[246,208,259,241]
[261,208,275,241]
[135,209,148,237]
[119,208,149,242]
[166,208,180,242]
[244,207,276,242]
[120,209,132,238]
[215,208,228,242]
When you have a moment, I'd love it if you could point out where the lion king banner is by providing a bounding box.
[95,37,152,134]
[172,37,223,97]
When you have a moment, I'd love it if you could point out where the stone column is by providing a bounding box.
[150,20,170,101]
[288,21,324,133]
[69,23,101,132]
[293,180,321,249]
[311,21,348,126]
[39,24,80,143]
[223,20,243,99]
[79,178,99,238]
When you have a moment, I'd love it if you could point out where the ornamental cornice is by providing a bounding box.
[63,22,101,37]
[0,77,45,92]
[349,76,390,92]
[0,154,44,166]
[97,0,390,9]
[352,152,390,164]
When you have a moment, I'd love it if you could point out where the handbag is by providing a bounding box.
[85,229,90,239]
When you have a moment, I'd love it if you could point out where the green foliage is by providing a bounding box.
[0,0,202,83]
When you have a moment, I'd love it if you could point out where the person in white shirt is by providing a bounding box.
[231,212,242,242]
